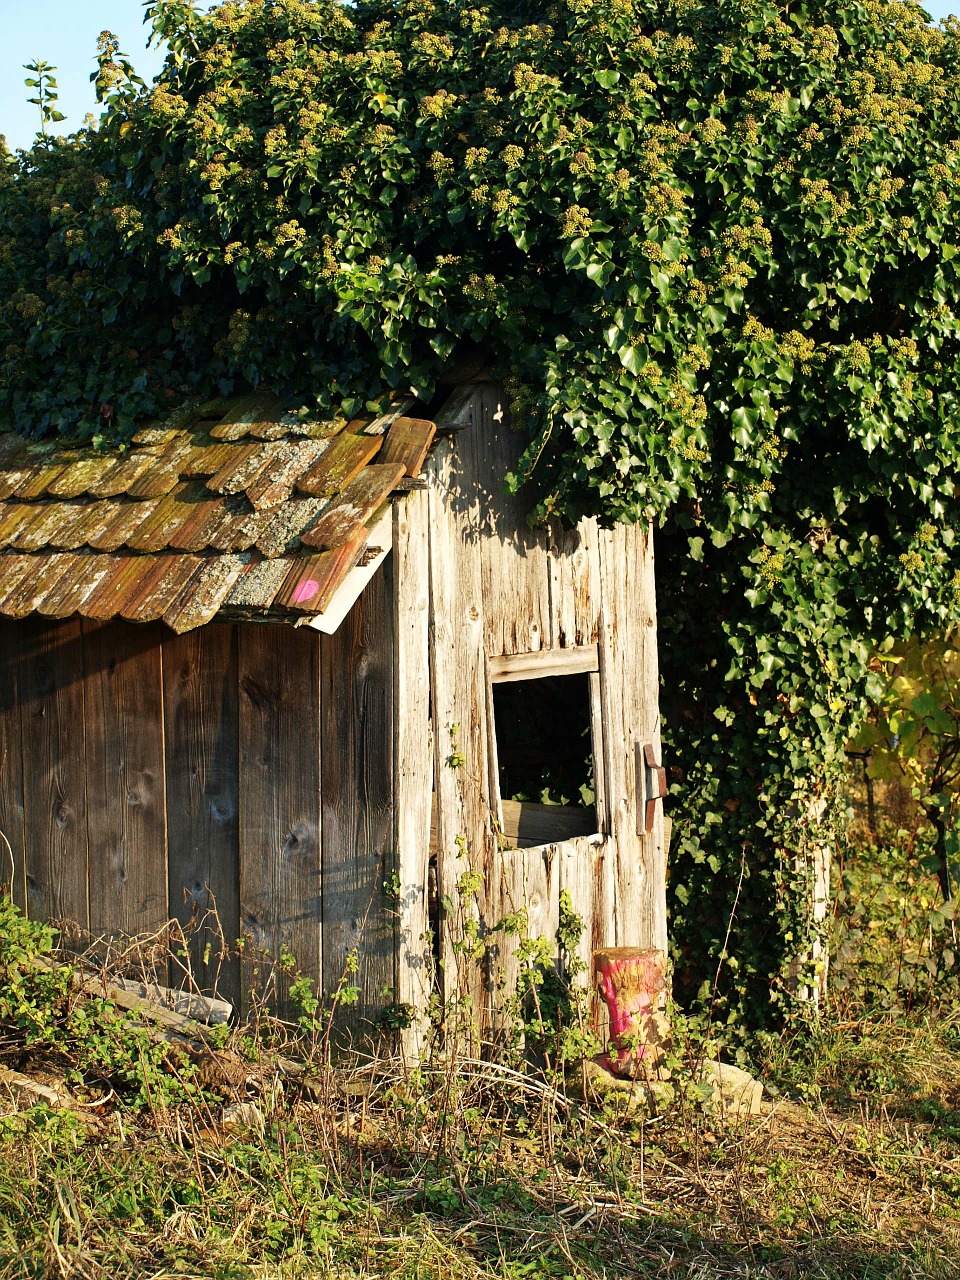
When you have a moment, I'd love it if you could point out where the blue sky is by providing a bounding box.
[1,0,958,152]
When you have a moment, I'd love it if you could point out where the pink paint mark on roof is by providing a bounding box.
[292,578,320,605]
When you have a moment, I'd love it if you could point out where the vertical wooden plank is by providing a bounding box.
[595,523,667,952]
[83,620,168,939]
[320,562,395,1040]
[548,518,602,649]
[485,835,602,1053]
[0,620,26,908]
[588,670,608,834]
[18,617,88,932]
[426,437,498,1045]
[453,384,552,658]
[162,623,240,1005]
[393,493,435,1059]
[238,626,321,1013]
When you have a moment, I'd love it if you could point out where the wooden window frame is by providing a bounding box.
[487,645,606,849]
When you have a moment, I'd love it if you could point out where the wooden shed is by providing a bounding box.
[0,381,666,1048]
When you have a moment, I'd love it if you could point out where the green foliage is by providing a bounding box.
[22,60,65,138]
[4,0,960,1026]
[0,895,198,1110]
[851,631,960,900]
[831,821,960,1007]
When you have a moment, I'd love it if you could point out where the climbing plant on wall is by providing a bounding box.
[3,0,960,1029]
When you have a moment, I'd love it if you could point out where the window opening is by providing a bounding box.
[491,672,600,848]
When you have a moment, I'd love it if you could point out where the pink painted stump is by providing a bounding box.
[594,947,671,1079]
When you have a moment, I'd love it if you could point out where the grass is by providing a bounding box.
[5,805,960,1280]
[3,1004,960,1280]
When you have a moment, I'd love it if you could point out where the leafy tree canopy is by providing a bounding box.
[4,0,960,1026]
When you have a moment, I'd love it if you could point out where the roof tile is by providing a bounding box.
[223,555,294,609]
[85,451,163,498]
[300,463,406,551]
[85,498,160,552]
[124,440,195,499]
[208,392,286,441]
[0,503,40,549]
[80,554,153,620]
[205,442,280,495]
[11,457,68,500]
[253,496,329,558]
[34,554,117,618]
[0,554,77,618]
[0,389,436,631]
[0,553,40,606]
[11,502,86,553]
[163,553,248,633]
[294,433,381,499]
[244,438,325,510]
[121,555,205,623]
[379,416,437,477]
[125,481,215,552]
[272,528,368,615]
[45,456,118,499]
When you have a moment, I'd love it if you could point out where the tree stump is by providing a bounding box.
[593,947,671,1078]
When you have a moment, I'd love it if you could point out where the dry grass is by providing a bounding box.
[2,1012,960,1280]
[3,889,960,1280]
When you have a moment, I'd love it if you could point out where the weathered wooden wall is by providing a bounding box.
[0,575,395,1029]
[418,383,666,1047]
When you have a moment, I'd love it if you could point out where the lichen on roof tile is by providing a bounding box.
[163,552,250,633]
[12,502,87,553]
[205,442,279,495]
[278,411,345,440]
[34,553,116,617]
[124,439,195,499]
[223,555,293,608]
[0,502,40,548]
[46,501,119,550]
[86,450,164,498]
[125,480,214,552]
[208,392,285,440]
[179,441,238,479]
[85,497,160,551]
[45,455,119,499]
[244,439,325,510]
[253,495,329,558]
[12,457,68,500]
[122,555,205,622]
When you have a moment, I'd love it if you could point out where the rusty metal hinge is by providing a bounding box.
[637,742,667,835]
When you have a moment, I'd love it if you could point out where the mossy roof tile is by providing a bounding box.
[0,389,436,631]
